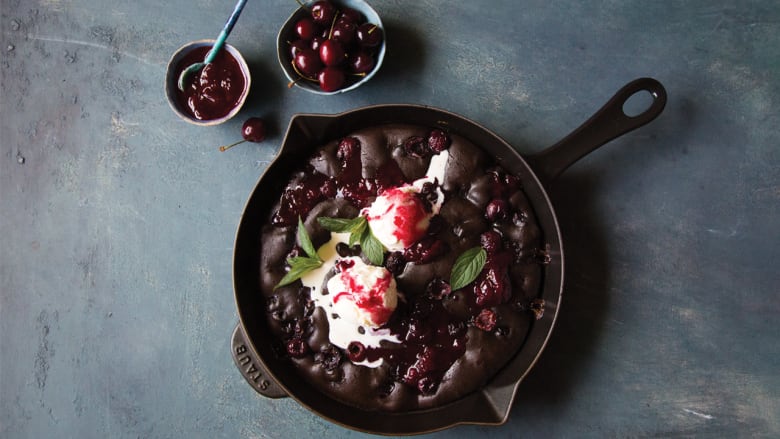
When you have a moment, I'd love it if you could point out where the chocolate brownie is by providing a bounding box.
[259,123,544,411]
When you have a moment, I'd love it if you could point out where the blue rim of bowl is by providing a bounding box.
[165,40,252,126]
[277,0,386,95]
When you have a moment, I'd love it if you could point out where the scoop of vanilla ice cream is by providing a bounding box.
[361,185,432,252]
[326,256,398,329]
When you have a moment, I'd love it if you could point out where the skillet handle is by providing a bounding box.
[231,324,288,398]
[526,77,667,185]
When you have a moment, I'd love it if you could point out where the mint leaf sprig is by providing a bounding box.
[275,217,323,289]
[317,216,385,265]
[450,246,487,291]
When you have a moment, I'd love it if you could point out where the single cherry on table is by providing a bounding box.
[219,117,267,152]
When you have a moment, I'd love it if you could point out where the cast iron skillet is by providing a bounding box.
[230,78,667,435]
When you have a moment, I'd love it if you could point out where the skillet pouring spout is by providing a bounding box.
[526,77,667,185]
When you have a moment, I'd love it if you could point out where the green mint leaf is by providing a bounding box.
[317,216,364,233]
[286,256,321,266]
[297,216,319,260]
[349,219,367,247]
[275,256,323,289]
[450,247,487,291]
[360,225,385,266]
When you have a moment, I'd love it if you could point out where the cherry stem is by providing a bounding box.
[219,139,247,152]
[289,59,318,82]
[327,9,340,39]
[368,25,377,34]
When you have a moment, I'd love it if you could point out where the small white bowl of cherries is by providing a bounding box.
[277,0,385,94]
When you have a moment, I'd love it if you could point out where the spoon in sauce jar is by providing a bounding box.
[177,0,248,92]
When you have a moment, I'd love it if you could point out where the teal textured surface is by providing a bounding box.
[1,0,778,437]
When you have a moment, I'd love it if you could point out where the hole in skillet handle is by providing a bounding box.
[526,77,667,185]
[623,89,656,117]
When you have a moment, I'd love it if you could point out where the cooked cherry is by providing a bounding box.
[417,374,440,395]
[480,230,503,253]
[426,278,452,300]
[314,345,342,371]
[337,136,361,161]
[485,198,510,222]
[474,308,497,331]
[272,171,331,226]
[416,181,440,213]
[347,341,367,362]
[286,338,310,358]
[473,253,512,307]
[427,129,451,152]
[336,136,362,182]
[404,237,446,263]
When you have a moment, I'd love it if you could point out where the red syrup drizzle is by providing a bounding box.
[332,259,395,327]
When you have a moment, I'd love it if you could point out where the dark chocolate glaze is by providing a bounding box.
[259,124,544,411]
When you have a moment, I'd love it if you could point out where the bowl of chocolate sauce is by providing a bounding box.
[165,40,251,126]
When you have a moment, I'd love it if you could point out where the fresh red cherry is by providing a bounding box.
[242,117,267,142]
[219,117,267,152]
[348,50,375,74]
[289,39,309,58]
[310,0,337,26]
[319,39,346,66]
[294,47,323,77]
[318,67,345,92]
[310,35,325,52]
[295,17,318,41]
[339,8,363,24]
[331,19,357,45]
[356,23,383,47]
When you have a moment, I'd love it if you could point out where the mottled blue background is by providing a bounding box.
[1,0,778,437]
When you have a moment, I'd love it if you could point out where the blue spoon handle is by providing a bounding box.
[204,0,248,63]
